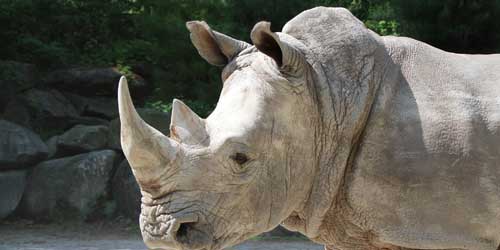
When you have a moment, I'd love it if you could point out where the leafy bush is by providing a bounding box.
[366,20,399,36]
[1,0,499,116]
[145,100,172,114]
[146,99,214,118]
[391,0,500,53]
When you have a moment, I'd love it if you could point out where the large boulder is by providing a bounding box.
[55,125,109,156]
[19,89,79,132]
[112,160,141,219]
[18,150,119,220]
[64,92,118,119]
[108,108,170,150]
[0,120,48,169]
[71,116,110,127]
[0,61,37,91]
[0,170,27,219]
[45,135,59,159]
[1,97,33,129]
[13,89,108,135]
[43,67,151,98]
[22,89,78,119]
[0,61,38,112]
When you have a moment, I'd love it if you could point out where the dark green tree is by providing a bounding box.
[392,0,500,53]
[1,0,499,116]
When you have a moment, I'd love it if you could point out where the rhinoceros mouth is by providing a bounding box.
[140,202,214,250]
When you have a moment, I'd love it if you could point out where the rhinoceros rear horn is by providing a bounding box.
[118,76,180,188]
[251,21,305,75]
[170,99,208,145]
[186,21,250,66]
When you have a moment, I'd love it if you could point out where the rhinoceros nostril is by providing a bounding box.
[174,221,212,249]
[175,222,194,243]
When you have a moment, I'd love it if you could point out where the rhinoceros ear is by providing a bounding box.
[251,21,305,74]
[186,21,251,66]
[170,99,208,145]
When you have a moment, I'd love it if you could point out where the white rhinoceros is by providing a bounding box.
[118,7,500,250]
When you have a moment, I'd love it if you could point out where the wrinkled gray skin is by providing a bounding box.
[118,7,500,250]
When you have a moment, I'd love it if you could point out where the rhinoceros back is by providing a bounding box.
[348,36,500,249]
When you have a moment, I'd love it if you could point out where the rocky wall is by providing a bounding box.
[0,61,164,222]
[0,60,297,237]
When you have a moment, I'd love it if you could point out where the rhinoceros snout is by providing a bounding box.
[140,204,212,250]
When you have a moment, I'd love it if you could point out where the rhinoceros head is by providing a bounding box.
[119,20,321,250]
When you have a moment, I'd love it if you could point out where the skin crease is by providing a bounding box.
[119,7,500,250]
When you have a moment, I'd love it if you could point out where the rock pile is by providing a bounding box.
[0,61,169,221]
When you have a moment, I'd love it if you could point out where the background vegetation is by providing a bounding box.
[2,0,500,116]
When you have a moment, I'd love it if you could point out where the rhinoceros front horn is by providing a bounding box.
[118,76,179,190]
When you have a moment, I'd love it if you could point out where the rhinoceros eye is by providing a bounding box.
[230,153,249,165]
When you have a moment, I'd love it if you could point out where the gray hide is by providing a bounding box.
[279,7,500,250]
[120,7,500,250]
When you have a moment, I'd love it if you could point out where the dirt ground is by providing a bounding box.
[0,220,323,250]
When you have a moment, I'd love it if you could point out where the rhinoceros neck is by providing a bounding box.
[281,35,393,240]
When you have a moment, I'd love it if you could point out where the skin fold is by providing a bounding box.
[118,7,500,250]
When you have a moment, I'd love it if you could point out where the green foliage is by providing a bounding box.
[145,99,214,118]
[0,62,20,82]
[1,0,499,116]
[145,100,172,114]
[115,63,134,79]
[366,20,399,36]
[391,0,500,53]
[0,0,137,67]
[363,0,399,36]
